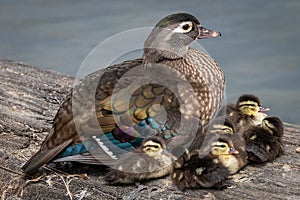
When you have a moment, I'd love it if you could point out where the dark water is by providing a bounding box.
[0,0,299,124]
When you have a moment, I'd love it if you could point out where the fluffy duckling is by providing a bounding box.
[219,94,269,132]
[185,121,248,174]
[243,116,284,163]
[205,118,248,172]
[104,136,174,184]
[172,134,240,190]
[220,133,248,174]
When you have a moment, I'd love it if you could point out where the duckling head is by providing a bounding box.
[262,117,284,137]
[210,136,242,174]
[210,135,239,156]
[211,141,239,156]
[209,117,236,134]
[143,13,221,63]
[142,136,168,158]
[237,94,269,116]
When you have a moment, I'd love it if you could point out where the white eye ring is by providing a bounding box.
[172,21,193,33]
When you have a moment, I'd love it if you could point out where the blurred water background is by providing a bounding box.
[0,0,299,124]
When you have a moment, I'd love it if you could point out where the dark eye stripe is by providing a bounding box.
[239,104,256,107]
[265,123,273,130]
[214,144,226,148]
[144,145,160,149]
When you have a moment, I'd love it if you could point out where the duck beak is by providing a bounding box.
[259,106,270,112]
[197,25,221,39]
[228,147,239,155]
[162,149,170,156]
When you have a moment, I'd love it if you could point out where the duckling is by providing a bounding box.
[172,134,240,190]
[182,120,248,174]
[207,118,248,171]
[243,116,284,163]
[104,136,174,184]
[219,94,270,132]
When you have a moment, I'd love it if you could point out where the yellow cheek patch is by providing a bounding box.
[142,140,162,154]
[210,124,233,134]
[262,120,274,134]
[238,100,258,107]
[239,100,260,115]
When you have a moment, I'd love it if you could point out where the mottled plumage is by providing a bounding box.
[104,136,174,184]
[243,116,284,163]
[22,13,224,175]
[172,134,239,190]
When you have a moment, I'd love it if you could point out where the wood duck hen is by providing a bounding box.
[22,13,224,175]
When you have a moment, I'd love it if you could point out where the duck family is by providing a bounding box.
[22,13,285,190]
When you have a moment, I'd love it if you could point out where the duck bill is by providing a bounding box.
[228,147,239,155]
[198,26,221,39]
[259,106,270,113]
[162,149,170,156]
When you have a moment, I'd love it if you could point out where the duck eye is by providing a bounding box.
[182,24,190,30]
[220,144,226,148]
[173,21,193,33]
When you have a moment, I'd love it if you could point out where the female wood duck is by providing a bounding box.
[172,134,239,189]
[243,116,284,163]
[22,13,224,175]
[219,94,270,132]
[104,136,174,184]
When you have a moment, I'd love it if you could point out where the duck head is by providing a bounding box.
[209,117,236,134]
[143,13,221,63]
[262,116,284,136]
[237,94,270,116]
[210,136,239,156]
[142,136,168,158]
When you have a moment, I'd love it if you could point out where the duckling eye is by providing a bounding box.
[223,128,232,133]
[219,144,226,148]
[173,21,193,33]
